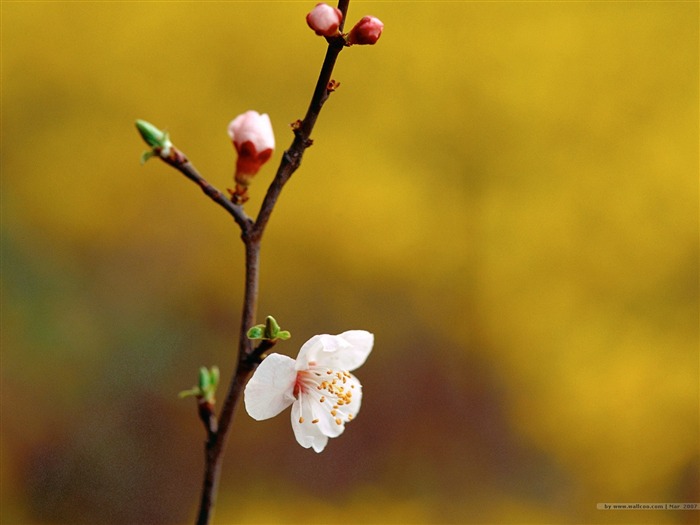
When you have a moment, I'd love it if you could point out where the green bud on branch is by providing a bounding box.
[135,119,173,163]
[179,365,220,404]
[247,315,291,341]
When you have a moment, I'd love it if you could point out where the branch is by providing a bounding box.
[195,361,251,525]
[194,22,348,525]
[139,3,355,523]
[253,35,346,238]
[162,150,253,233]
[250,0,350,236]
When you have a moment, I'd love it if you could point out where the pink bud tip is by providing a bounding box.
[306,3,343,37]
[347,16,384,45]
[227,111,275,183]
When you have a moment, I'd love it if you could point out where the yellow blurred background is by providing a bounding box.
[2,1,698,524]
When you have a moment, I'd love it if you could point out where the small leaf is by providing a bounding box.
[247,325,265,340]
[198,366,211,390]
[209,366,220,389]
[178,387,201,399]
[140,150,155,164]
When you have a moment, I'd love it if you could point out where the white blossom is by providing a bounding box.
[245,330,373,452]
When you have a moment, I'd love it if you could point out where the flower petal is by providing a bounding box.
[323,371,363,437]
[244,353,296,421]
[335,330,374,370]
[228,111,275,153]
[296,330,374,371]
[291,399,329,453]
[306,3,343,37]
[293,366,364,442]
[332,372,363,425]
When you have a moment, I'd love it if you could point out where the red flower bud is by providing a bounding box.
[306,3,343,37]
[347,16,384,46]
[227,111,275,187]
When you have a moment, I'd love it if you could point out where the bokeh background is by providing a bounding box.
[2,1,698,524]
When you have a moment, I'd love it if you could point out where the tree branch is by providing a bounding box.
[193,6,349,524]
[146,3,353,523]
[253,36,345,239]
[162,152,253,233]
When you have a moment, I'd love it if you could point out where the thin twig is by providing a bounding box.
[254,37,345,238]
[163,152,253,233]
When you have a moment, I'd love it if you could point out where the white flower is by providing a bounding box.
[244,330,374,453]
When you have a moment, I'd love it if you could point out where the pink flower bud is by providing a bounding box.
[227,111,275,186]
[306,3,343,37]
[347,16,384,45]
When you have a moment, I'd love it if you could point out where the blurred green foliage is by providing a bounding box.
[2,2,697,524]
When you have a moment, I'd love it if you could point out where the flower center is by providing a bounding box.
[294,362,358,426]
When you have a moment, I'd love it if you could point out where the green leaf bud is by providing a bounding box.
[135,119,172,162]
[248,316,291,342]
[179,365,219,403]
[136,119,166,146]
[265,316,282,339]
